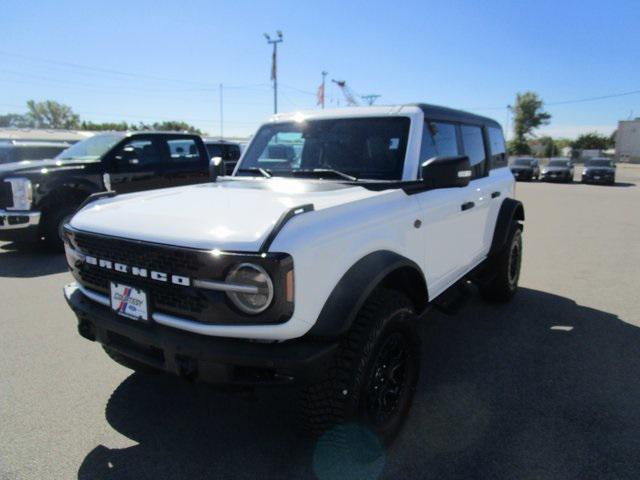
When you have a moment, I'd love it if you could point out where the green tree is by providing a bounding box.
[80,120,130,131]
[150,120,204,135]
[511,91,551,155]
[26,100,80,129]
[540,136,559,157]
[507,137,531,156]
[571,132,611,150]
[0,113,33,128]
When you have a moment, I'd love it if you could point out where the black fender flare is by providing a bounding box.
[308,250,428,338]
[488,197,525,257]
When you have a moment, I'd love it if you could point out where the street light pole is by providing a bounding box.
[264,31,283,114]
[321,71,328,109]
[219,83,224,139]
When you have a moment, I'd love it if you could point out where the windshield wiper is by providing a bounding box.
[237,167,272,178]
[291,168,357,181]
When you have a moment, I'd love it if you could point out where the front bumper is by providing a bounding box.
[64,282,337,386]
[541,171,572,182]
[511,170,533,180]
[0,209,41,242]
[582,173,615,184]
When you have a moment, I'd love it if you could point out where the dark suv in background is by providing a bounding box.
[204,139,242,175]
[0,131,210,249]
[510,157,540,181]
[582,158,616,185]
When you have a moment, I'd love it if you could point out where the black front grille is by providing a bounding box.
[0,181,12,209]
[66,228,293,326]
[74,232,206,274]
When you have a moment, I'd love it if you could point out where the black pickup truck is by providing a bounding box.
[0,131,211,249]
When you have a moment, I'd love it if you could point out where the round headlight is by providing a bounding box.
[225,263,274,314]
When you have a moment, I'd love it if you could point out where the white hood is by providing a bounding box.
[70,178,385,251]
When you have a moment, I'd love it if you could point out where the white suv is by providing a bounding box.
[63,104,524,443]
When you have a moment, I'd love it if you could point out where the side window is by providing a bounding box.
[113,138,162,170]
[419,121,459,176]
[488,127,507,169]
[460,125,487,177]
[167,138,203,164]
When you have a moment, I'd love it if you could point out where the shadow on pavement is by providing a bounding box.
[0,242,67,277]
[78,288,640,480]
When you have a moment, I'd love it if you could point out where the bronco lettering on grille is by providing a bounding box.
[84,255,191,286]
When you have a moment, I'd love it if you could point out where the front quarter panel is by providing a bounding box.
[271,188,424,336]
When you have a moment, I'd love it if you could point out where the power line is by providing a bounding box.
[0,49,271,91]
[469,88,640,111]
[547,89,640,106]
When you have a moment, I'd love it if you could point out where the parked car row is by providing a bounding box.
[510,157,616,185]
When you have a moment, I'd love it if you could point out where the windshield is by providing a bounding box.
[586,159,612,167]
[55,133,125,161]
[548,160,570,167]
[237,117,410,180]
[513,159,533,166]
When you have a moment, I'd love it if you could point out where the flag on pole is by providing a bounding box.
[270,49,276,81]
[317,83,325,107]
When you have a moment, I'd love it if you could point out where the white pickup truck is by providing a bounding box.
[63,104,524,443]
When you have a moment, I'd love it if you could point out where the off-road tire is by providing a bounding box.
[43,204,78,251]
[102,346,160,374]
[480,223,522,302]
[302,289,420,445]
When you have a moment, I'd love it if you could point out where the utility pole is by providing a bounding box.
[264,30,283,114]
[320,71,328,109]
[219,83,224,139]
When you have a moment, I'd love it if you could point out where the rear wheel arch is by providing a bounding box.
[309,250,429,338]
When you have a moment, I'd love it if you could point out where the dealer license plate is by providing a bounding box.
[110,282,149,321]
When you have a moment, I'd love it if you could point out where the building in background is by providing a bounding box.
[616,120,640,163]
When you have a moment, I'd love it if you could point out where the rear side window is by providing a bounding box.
[488,127,507,169]
[167,139,203,163]
[420,122,459,163]
[460,125,487,177]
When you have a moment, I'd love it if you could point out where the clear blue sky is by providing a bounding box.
[1,0,638,138]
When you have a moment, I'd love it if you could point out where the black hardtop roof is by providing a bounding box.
[411,103,501,129]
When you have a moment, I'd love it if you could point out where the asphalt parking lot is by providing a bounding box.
[1,166,639,480]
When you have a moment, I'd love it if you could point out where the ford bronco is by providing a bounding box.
[63,104,524,443]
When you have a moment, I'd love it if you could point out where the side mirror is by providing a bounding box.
[114,146,139,167]
[421,156,471,189]
[209,156,223,180]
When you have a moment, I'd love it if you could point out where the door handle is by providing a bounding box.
[461,201,475,211]
[491,191,501,198]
